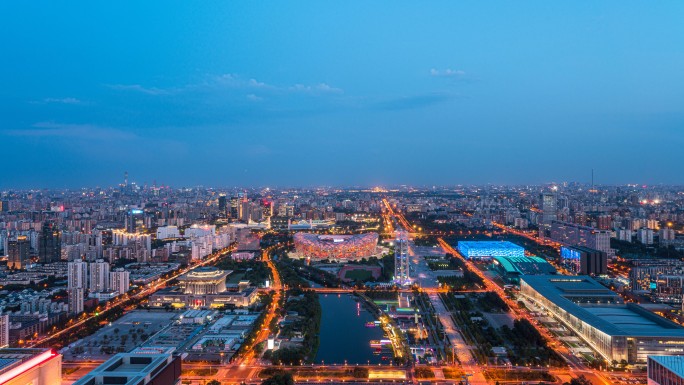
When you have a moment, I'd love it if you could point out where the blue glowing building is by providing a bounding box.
[457,241,525,259]
[560,245,607,275]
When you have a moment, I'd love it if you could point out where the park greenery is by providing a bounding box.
[261,372,295,385]
[441,292,565,367]
[500,319,566,367]
[286,257,343,287]
[214,258,271,286]
[437,269,484,290]
[267,288,322,365]
[414,367,435,379]
[483,369,555,382]
[262,258,322,365]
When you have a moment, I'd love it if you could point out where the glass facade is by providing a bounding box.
[457,241,525,259]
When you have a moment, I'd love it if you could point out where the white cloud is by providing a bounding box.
[288,83,343,94]
[246,94,263,102]
[108,84,172,95]
[109,74,343,97]
[43,97,83,104]
[430,68,466,77]
[5,122,137,140]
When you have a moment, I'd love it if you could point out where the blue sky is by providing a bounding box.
[1,2,683,188]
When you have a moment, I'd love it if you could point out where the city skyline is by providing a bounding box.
[2,2,684,188]
[2,176,683,191]
[3,3,684,384]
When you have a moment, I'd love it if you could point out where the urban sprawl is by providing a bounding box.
[2,181,684,385]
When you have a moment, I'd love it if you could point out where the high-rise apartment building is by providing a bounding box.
[68,259,87,314]
[597,215,612,230]
[68,287,84,315]
[89,259,110,292]
[110,268,130,296]
[0,314,8,348]
[637,228,655,245]
[617,228,632,242]
[68,259,88,289]
[8,236,30,269]
[660,228,676,242]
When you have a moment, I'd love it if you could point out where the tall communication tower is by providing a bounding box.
[394,230,411,286]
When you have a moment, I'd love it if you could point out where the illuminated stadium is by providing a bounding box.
[457,241,525,259]
[293,232,379,261]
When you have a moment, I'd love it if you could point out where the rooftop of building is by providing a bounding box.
[178,267,231,281]
[294,232,378,243]
[649,356,684,378]
[561,245,603,254]
[0,348,59,383]
[152,285,256,296]
[522,275,684,337]
[458,241,524,250]
[73,351,176,385]
[550,220,611,232]
[492,255,557,276]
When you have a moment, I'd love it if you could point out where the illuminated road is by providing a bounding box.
[428,293,487,385]
[234,245,283,365]
[437,238,613,385]
[30,244,237,349]
[379,199,611,385]
[302,287,452,294]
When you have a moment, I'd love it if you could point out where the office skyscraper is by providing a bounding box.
[540,193,557,224]
[38,221,61,263]
[539,192,557,238]
[229,196,240,218]
[218,195,227,216]
[126,208,145,233]
[8,236,30,269]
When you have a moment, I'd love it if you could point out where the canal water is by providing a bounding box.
[315,294,388,365]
